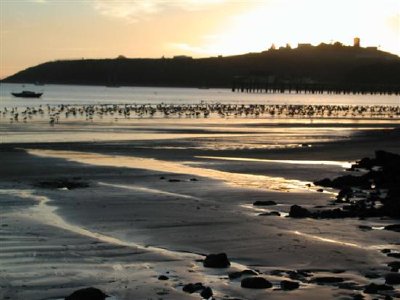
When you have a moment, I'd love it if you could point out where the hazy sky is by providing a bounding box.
[1,0,399,79]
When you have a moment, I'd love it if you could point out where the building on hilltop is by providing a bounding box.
[173,55,193,60]
[298,43,312,48]
[354,37,360,47]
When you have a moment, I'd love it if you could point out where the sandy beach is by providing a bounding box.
[1,111,399,300]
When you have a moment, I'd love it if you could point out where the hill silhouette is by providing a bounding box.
[3,44,400,91]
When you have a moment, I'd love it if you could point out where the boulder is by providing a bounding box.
[65,287,108,300]
[289,205,311,218]
[241,277,272,289]
[203,253,230,268]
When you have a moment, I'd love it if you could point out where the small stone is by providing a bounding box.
[259,211,281,216]
[388,261,400,272]
[158,275,169,281]
[183,283,204,294]
[65,287,108,300]
[310,277,344,284]
[200,287,213,299]
[358,225,372,231]
[280,280,299,290]
[241,277,272,289]
[253,200,277,206]
[203,253,230,268]
[229,270,258,280]
[364,283,394,294]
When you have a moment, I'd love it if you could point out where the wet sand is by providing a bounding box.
[1,116,399,300]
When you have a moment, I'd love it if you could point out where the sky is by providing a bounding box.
[0,0,399,79]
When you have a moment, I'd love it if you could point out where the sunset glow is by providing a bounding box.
[1,0,399,78]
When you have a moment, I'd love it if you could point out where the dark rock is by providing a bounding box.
[355,157,374,170]
[158,275,169,280]
[314,178,332,187]
[387,253,400,259]
[280,280,299,290]
[317,189,324,193]
[381,249,392,254]
[241,277,272,289]
[65,287,108,300]
[352,294,364,300]
[385,273,400,285]
[289,205,311,218]
[253,200,277,206]
[270,269,286,276]
[388,261,400,272]
[310,277,344,284]
[313,208,350,219]
[364,283,394,294]
[200,287,213,299]
[229,270,258,280]
[287,270,309,281]
[190,178,198,181]
[385,224,400,232]
[337,282,363,290]
[259,211,281,217]
[363,272,381,279]
[203,253,230,268]
[168,179,181,182]
[336,187,353,202]
[36,179,89,190]
[183,283,204,294]
[358,225,372,231]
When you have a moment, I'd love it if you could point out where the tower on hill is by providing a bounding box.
[354,37,360,47]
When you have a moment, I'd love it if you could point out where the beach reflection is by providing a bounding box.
[25,149,310,192]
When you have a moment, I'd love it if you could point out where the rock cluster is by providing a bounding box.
[290,151,400,219]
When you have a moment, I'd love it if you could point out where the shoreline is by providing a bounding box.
[1,118,399,299]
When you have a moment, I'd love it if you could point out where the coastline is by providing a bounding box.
[1,116,399,299]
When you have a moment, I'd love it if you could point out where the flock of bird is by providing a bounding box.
[1,103,400,125]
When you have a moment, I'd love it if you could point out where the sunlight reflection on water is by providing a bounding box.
[25,149,311,192]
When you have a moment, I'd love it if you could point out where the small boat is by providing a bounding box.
[11,91,43,98]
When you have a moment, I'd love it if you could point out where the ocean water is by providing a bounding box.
[1,83,399,108]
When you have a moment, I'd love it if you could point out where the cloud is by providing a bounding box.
[93,0,226,21]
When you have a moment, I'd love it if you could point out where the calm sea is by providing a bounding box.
[1,83,399,108]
